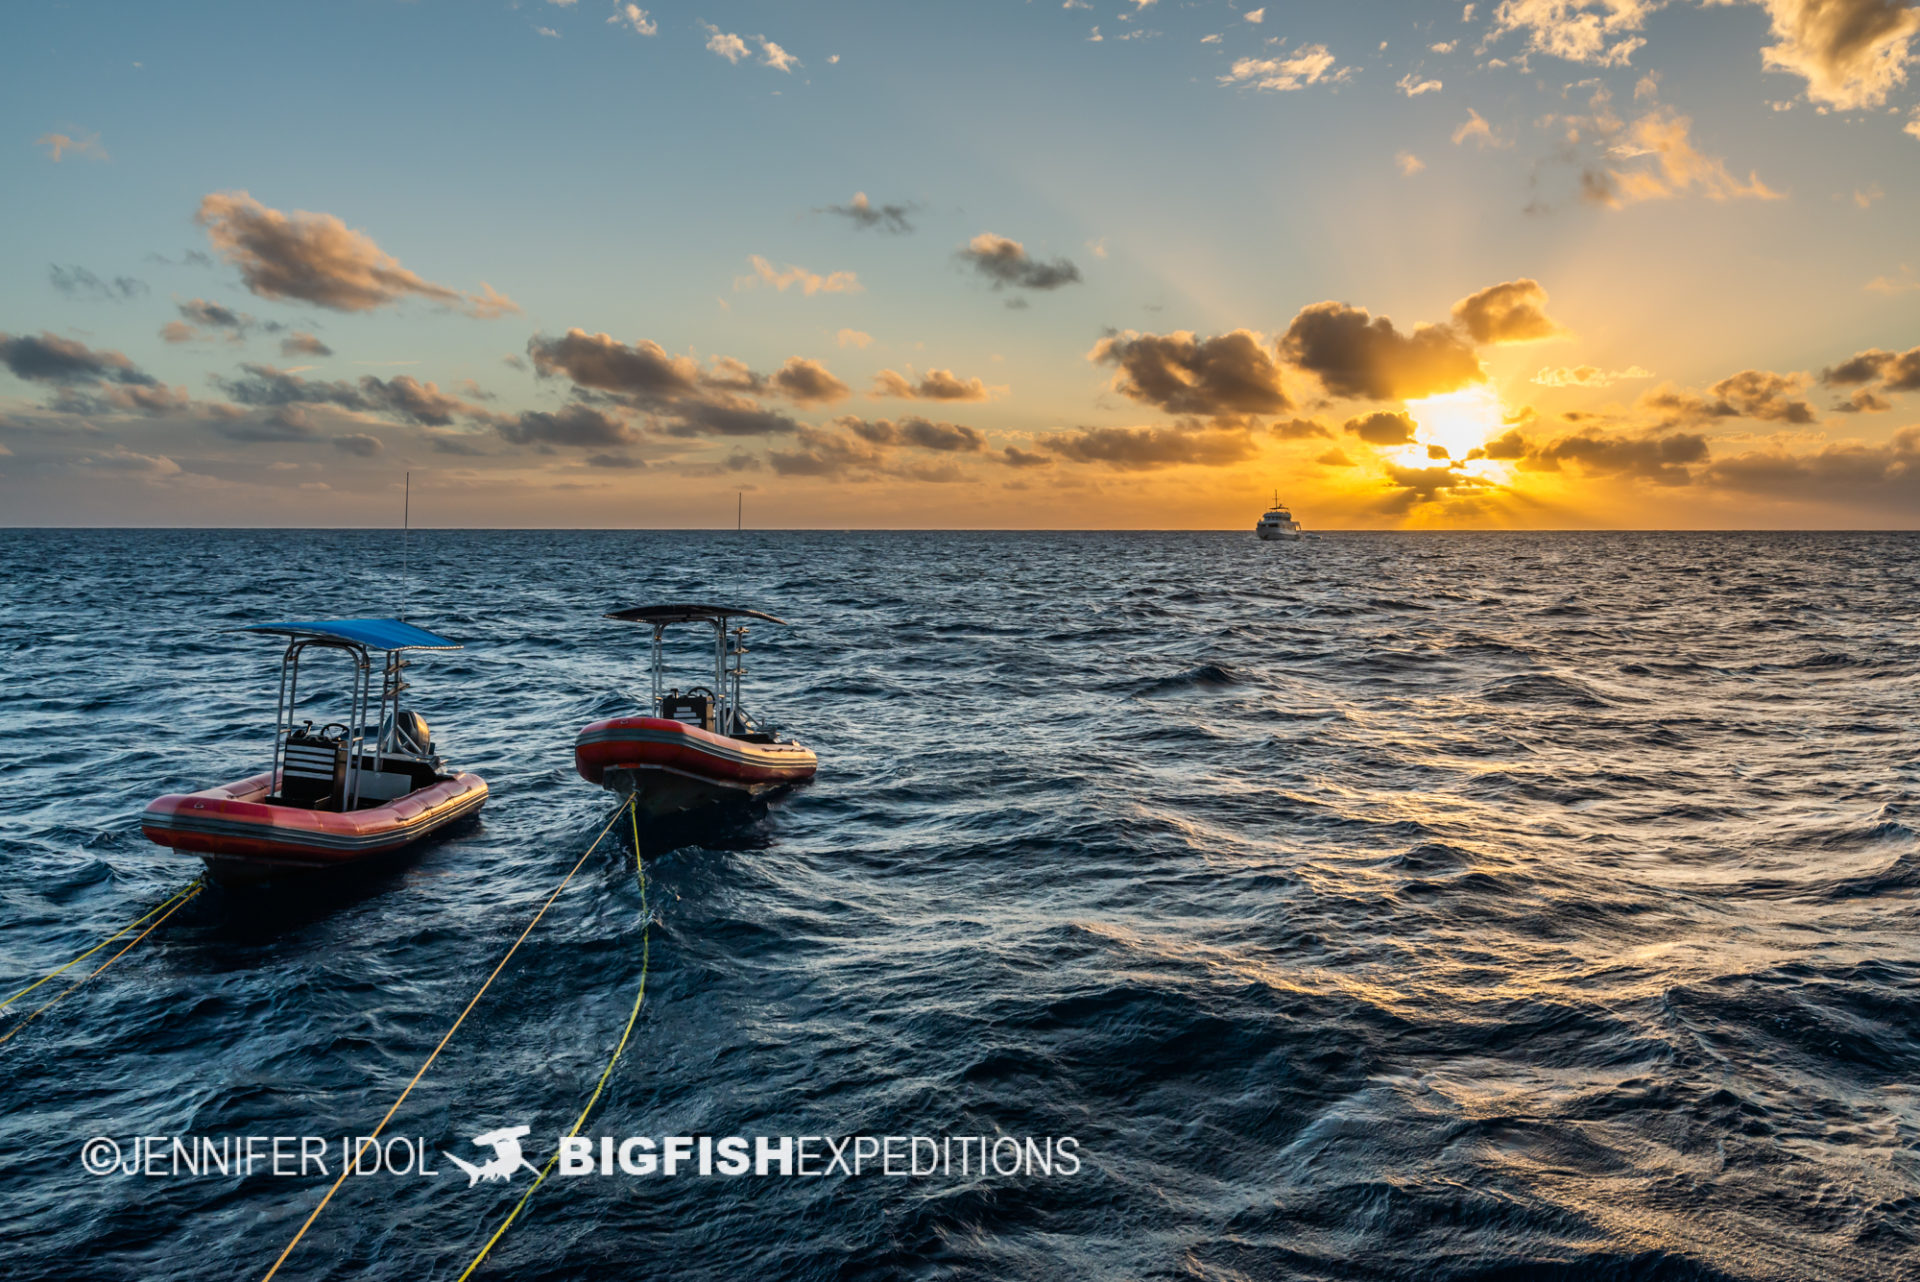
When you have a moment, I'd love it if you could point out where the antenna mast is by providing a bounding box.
[737,490,742,531]
[401,471,410,621]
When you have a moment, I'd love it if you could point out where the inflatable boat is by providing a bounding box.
[575,604,817,817]
[142,619,487,880]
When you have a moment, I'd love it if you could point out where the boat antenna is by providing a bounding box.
[737,489,743,531]
[401,470,409,622]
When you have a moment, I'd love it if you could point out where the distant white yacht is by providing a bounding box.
[1254,493,1304,541]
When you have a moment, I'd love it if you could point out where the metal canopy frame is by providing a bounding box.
[244,620,452,810]
[609,605,786,736]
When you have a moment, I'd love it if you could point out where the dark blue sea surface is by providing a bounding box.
[2,529,1918,1281]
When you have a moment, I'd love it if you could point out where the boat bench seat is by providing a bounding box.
[280,735,344,805]
[659,693,714,732]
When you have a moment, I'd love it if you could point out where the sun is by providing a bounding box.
[1402,386,1507,460]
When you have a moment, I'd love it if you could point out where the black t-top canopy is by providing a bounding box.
[606,603,788,626]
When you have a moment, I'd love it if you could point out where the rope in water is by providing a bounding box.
[454,795,651,1280]
[0,880,205,1047]
[259,800,635,1282]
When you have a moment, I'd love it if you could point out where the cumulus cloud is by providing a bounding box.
[768,356,851,404]
[737,255,862,295]
[607,5,657,35]
[281,331,333,358]
[1089,329,1289,423]
[702,23,750,62]
[871,368,992,401]
[524,328,814,437]
[836,328,874,349]
[1489,0,1653,66]
[1451,278,1564,343]
[332,433,382,456]
[1002,446,1052,467]
[839,415,986,451]
[1452,108,1507,147]
[1397,151,1427,175]
[1821,344,1920,391]
[196,191,519,317]
[216,364,489,427]
[1533,363,1653,386]
[820,192,916,233]
[1398,72,1444,95]
[498,404,639,447]
[1219,43,1351,91]
[1750,0,1920,110]
[49,265,147,301]
[1039,424,1260,470]
[958,233,1082,292]
[1281,302,1484,400]
[1343,410,1419,444]
[1705,425,1920,504]
[0,332,156,386]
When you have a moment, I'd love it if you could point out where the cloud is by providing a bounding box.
[737,255,862,295]
[1317,448,1356,466]
[1703,425,1920,505]
[1397,151,1427,174]
[281,331,333,358]
[498,405,640,447]
[216,363,489,426]
[195,191,520,317]
[1451,278,1564,343]
[0,332,155,385]
[332,433,383,456]
[37,130,107,162]
[524,328,813,436]
[1452,107,1508,147]
[1343,410,1419,445]
[836,328,874,349]
[1707,369,1817,421]
[1246,7,1266,21]
[1489,0,1653,67]
[48,266,147,301]
[871,368,992,401]
[769,356,851,404]
[1750,0,1920,110]
[761,39,800,72]
[768,425,888,477]
[958,233,1082,292]
[702,23,751,62]
[1558,90,1783,206]
[820,192,915,233]
[1040,424,1260,470]
[1002,446,1052,468]
[585,452,646,468]
[607,5,657,35]
[1398,73,1444,95]
[1272,417,1333,438]
[1219,44,1350,91]
[1532,363,1653,385]
[527,329,701,398]
[1281,302,1484,400]
[1821,344,1920,391]
[1089,329,1289,422]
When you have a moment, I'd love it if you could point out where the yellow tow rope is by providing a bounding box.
[259,797,643,1282]
[0,879,204,1047]
[454,796,652,1279]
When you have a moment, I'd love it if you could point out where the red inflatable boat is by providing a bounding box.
[142,619,488,881]
[575,604,817,817]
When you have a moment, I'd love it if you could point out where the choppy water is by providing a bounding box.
[2,530,1918,1281]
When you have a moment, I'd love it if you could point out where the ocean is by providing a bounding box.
[2,529,1917,1281]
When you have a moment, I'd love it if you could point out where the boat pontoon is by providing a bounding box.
[142,619,487,879]
[574,604,818,817]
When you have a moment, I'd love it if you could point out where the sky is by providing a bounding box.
[3,0,1919,529]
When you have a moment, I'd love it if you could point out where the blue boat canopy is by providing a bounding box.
[235,619,462,650]
[607,604,788,626]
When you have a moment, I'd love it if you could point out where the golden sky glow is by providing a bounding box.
[3,2,1920,527]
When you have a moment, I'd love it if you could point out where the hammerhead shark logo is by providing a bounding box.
[442,1125,540,1187]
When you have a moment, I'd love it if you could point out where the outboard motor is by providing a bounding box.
[380,708,432,757]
